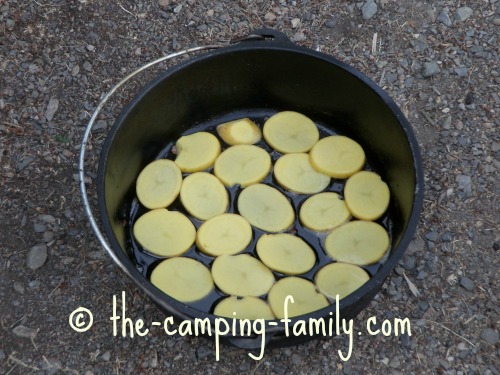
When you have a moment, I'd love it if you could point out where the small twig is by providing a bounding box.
[117,2,135,17]
[419,110,435,126]
[425,319,477,348]
[1,121,22,128]
[48,278,64,297]
[371,32,378,55]
[7,354,40,371]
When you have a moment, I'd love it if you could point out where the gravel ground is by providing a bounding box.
[1,0,499,374]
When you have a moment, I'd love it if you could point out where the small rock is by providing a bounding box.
[196,345,212,360]
[418,301,429,312]
[264,12,276,22]
[361,0,377,20]
[45,98,59,121]
[459,276,474,291]
[291,18,301,29]
[13,282,25,294]
[13,325,37,339]
[455,67,468,77]
[16,156,35,172]
[173,4,182,13]
[101,351,111,361]
[33,223,46,233]
[158,0,170,6]
[480,328,499,345]
[26,243,48,270]
[93,120,107,133]
[43,231,55,243]
[292,32,306,42]
[422,61,440,77]
[325,19,335,28]
[39,214,56,224]
[71,65,80,76]
[494,17,500,26]
[437,11,452,27]
[456,175,473,196]
[29,280,41,288]
[456,7,473,21]
[425,231,439,242]
[442,232,453,242]
[407,238,424,255]
[291,353,302,365]
[0,350,5,360]
[389,356,401,368]
[83,61,92,71]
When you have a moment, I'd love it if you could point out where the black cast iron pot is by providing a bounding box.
[96,29,423,349]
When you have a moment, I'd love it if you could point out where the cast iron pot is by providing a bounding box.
[94,29,423,349]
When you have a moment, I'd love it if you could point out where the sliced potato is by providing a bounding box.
[344,171,390,221]
[214,144,271,187]
[150,257,213,303]
[180,172,228,220]
[299,192,350,232]
[237,184,294,233]
[133,209,195,257]
[196,214,252,256]
[136,159,182,210]
[256,234,316,275]
[267,277,329,319]
[324,221,390,266]
[315,262,370,301]
[263,111,319,153]
[213,296,275,320]
[309,135,365,178]
[211,254,275,297]
[174,132,221,172]
[273,153,330,194]
[216,118,262,145]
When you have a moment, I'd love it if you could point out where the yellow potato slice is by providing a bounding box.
[180,172,228,220]
[211,254,275,297]
[315,262,370,301]
[237,184,294,233]
[299,192,350,232]
[196,214,252,256]
[273,153,330,194]
[267,277,329,319]
[136,159,182,210]
[216,118,262,145]
[324,221,390,266]
[213,296,275,320]
[344,171,390,221]
[133,209,195,257]
[309,135,365,178]
[174,132,221,172]
[150,257,213,303]
[256,234,316,275]
[214,144,271,187]
[263,111,319,153]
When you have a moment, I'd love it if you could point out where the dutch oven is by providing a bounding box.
[80,29,423,350]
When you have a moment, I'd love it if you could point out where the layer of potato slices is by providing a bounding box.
[150,257,213,303]
[324,220,390,266]
[216,118,262,145]
[174,132,221,172]
[136,159,182,209]
[133,209,195,257]
[274,153,330,194]
[263,111,319,153]
[315,262,370,301]
[344,171,390,221]
[299,192,350,232]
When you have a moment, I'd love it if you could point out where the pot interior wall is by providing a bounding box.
[100,46,417,283]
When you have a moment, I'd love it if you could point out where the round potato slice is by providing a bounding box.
[214,296,275,320]
[256,234,316,275]
[174,132,221,172]
[309,135,365,178]
[211,254,275,297]
[150,257,213,303]
[136,159,182,209]
[299,192,350,232]
[324,221,390,266]
[268,277,329,319]
[216,118,262,145]
[274,153,330,194]
[315,262,370,301]
[133,209,195,257]
[237,184,294,233]
[214,144,271,187]
[180,172,228,220]
[196,214,252,256]
[344,171,390,221]
[263,111,319,153]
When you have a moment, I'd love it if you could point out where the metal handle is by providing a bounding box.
[78,45,222,277]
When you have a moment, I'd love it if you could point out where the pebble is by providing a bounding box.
[13,282,25,294]
[389,356,401,368]
[16,156,35,172]
[456,175,473,196]
[43,231,55,242]
[71,65,80,76]
[157,0,170,6]
[441,232,453,242]
[361,0,377,20]
[291,353,302,365]
[407,238,425,255]
[26,243,48,270]
[39,214,56,224]
[437,11,452,27]
[45,98,59,121]
[291,18,301,28]
[422,61,440,77]
[456,7,473,21]
[480,328,499,345]
[455,67,468,77]
[34,223,47,233]
[83,61,92,71]
[494,17,500,26]
[459,276,474,291]
[418,301,429,312]
[196,345,212,360]
[264,12,276,22]
[13,325,37,339]
[325,19,336,28]
[0,350,5,361]
[101,351,111,361]
[425,231,439,242]
[93,120,108,133]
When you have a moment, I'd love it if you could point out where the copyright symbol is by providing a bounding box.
[69,307,93,332]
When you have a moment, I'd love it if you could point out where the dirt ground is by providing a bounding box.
[1,0,498,374]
